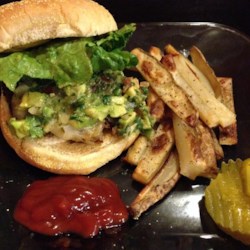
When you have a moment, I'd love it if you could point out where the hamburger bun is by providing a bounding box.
[0,0,118,52]
[0,0,140,175]
[0,93,138,174]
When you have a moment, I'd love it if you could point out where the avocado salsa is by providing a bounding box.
[0,24,154,142]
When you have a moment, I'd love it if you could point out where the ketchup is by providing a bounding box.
[14,176,129,238]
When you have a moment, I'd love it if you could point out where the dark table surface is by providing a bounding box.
[96,0,250,36]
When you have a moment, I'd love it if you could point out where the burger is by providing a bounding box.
[0,0,154,174]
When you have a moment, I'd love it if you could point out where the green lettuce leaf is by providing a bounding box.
[95,23,136,51]
[90,47,138,73]
[0,39,93,91]
[0,52,52,91]
[0,24,137,91]
[89,24,138,73]
[35,39,93,88]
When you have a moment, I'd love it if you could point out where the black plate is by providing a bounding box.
[0,23,250,250]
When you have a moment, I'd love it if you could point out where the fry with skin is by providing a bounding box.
[173,113,218,180]
[161,54,219,128]
[210,129,224,160]
[190,46,222,99]
[217,77,238,145]
[148,46,224,157]
[165,44,215,95]
[132,119,174,184]
[130,151,180,219]
[189,46,237,144]
[131,48,198,127]
[165,45,236,128]
[196,121,218,177]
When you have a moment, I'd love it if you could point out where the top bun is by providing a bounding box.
[0,0,118,52]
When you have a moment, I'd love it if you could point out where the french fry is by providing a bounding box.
[147,48,167,121]
[131,48,198,127]
[132,120,174,184]
[148,46,163,61]
[189,47,237,144]
[189,47,237,143]
[161,54,219,128]
[165,44,215,95]
[190,46,222,99]
[210,129,224,160]
[217,77,238,145]
[173,113,218,180]
[147,87,166,121]
[165,45,236,128]
[127,43,238,219]
[196,121,218,178]
[130,151,180,219]
[124,135,148,166]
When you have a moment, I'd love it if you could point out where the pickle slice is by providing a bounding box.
[240,159,250,197]
[205,159,250,245]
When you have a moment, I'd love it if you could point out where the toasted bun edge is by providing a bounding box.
[0,0,118,52]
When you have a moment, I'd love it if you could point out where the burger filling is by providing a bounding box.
[0,24,154,143]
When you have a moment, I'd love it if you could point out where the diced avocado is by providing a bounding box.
[125,86,137,97]
[119,111,136,126]
[110,96,125,105]
[9,116,43,139]
[64,84,86,97]
[109,105,127,118]
[9,118,30,139]
[85,106,110,121]
[141,116,153,130]
[20,92,47,108]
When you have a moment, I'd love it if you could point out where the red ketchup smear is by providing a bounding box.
[13,176,129,238]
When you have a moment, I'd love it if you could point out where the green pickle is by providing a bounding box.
[205,158,250,245]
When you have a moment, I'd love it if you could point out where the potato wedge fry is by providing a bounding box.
[218,77,235,112]
[190,46,222,98]
[166,47,236,128]
[161,54,219,128]
[130,151,180,219]
[173,113,218,180]
[196,122,218,178]
[165,44,215,95]
[148,46,163,61]
[189,47,237,144]
[132,120,174,184]
[189,47,237,143]
[124,135,148,166]
[131,48,198,127]
[210,129,224,160]
[218,77,238,145]
[147,87,166,121]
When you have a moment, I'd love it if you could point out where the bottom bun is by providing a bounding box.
[0,93,138,175]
